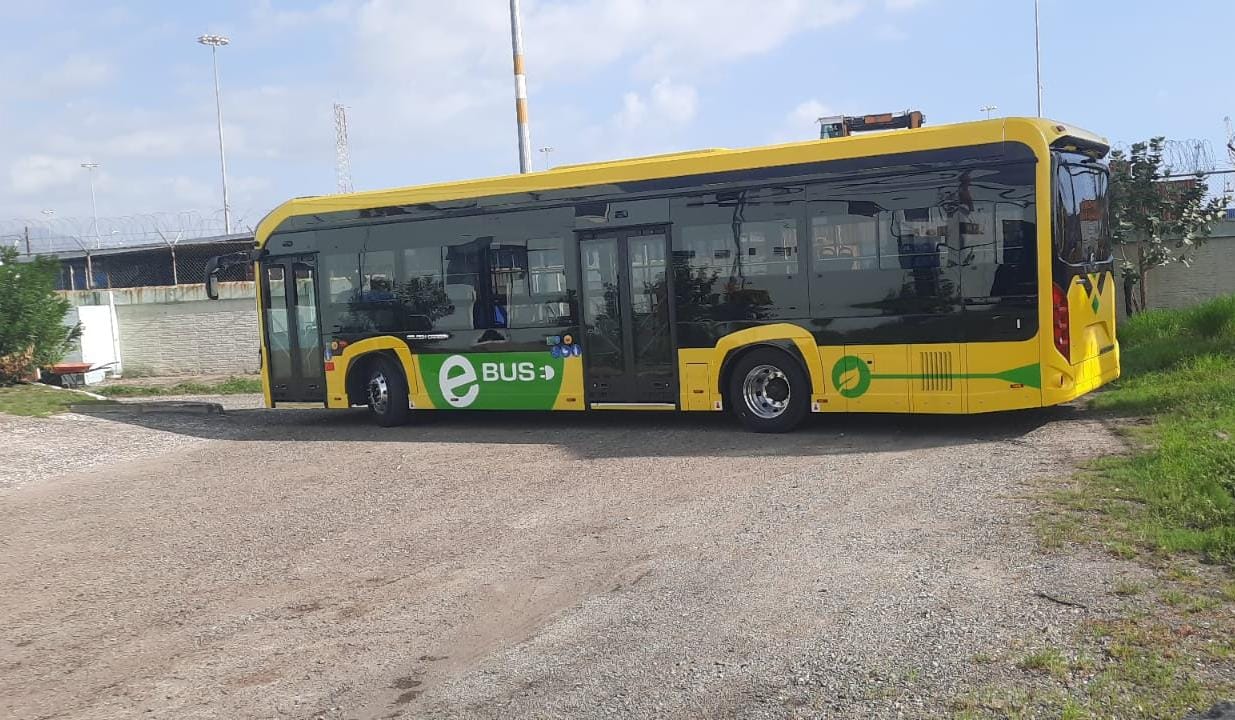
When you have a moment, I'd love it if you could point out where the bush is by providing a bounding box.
[0,247,80,384]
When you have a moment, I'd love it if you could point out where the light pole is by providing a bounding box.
[980,105,998,119]
[538,146,553,170]
[80,162,100,248]
[508,0,532,174]
[198,33,232,234]
[1034,0,1043,117]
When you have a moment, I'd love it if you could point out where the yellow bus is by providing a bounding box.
[207,117,1118,432]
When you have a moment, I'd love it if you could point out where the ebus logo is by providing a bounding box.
[437,354,560,408]
[439,355,480,407]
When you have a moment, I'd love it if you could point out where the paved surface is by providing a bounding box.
[0,403,1129,719]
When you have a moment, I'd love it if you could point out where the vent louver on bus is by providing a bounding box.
[919,351,953,391]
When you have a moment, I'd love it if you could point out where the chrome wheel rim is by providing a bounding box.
[742,364,790,419]
[367,372,389,415]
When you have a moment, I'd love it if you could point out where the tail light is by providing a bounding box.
[1052,283,1070,360]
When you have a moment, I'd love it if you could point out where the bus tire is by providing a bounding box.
[365,356,410,427]
[727,347,809,433]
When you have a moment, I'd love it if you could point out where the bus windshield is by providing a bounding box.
[1053,153,1111,266]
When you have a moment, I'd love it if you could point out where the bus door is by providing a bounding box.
[261,255,326,403]
[578,226,676,408]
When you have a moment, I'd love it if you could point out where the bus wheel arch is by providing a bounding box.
[347,351,410,426]
[719,343,811,432]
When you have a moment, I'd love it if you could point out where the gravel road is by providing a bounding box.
[0,403,1129,719]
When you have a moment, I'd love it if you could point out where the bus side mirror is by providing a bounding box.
[205,255,222,300]
[206,269,221,300]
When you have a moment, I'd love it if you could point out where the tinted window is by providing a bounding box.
[956,163,1038,340]
[806,171,964,342]
[316,209,576,339]
[671,186,807,343]
[805,160,1043,343]
[488,236,570,328]
[1054,154,1111,265]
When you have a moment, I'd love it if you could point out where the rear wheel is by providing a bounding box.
[365,356,410,427]
[727,348,810,433]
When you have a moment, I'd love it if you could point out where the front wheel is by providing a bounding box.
[727,348,810,433]
[365,356,410,427]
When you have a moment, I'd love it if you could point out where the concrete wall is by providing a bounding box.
[62,282,258,376]
[1117,220,1235,320]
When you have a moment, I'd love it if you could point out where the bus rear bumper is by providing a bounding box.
[1041,342,1121,406]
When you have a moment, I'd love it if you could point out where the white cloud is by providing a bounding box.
[616,92,648,130]
[651,78,698,126]
[885,0,926,11]
[102,126,215,158]
[791,100,836,129]
[39,54,113,92]
[875,23,908,41]
[528,0,864,79]
[9,155,81,195]
[251,0,356,27]
[612,78,698,133]
[766,99,839,144]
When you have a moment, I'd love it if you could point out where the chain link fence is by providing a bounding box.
[55,239,254,291]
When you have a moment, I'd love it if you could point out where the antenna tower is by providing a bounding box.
[334,102,354,194]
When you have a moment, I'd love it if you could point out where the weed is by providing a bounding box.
[1018,648,1067,678]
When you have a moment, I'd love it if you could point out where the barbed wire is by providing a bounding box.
[1110,139,1224,175]
[0,209,258,254]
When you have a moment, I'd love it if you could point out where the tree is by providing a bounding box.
[0,246,80,383]
[1109,137,1228,314]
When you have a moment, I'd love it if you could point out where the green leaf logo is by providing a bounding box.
[831,355,872,399]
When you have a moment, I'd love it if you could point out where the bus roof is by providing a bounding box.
[255,117,1107,247]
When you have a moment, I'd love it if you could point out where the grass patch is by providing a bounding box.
[954,618,1231,719]
[1084,295,1235,565]
[963,297,1235,719]
[1017,652,1067,676]
[0,383,113,417]
[95,375,262,397]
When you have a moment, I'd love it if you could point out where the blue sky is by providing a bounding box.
[2,0,1232,239]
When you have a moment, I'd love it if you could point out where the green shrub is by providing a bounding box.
[0,247,80,384]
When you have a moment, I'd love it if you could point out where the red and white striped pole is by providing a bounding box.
[509,0,533,174]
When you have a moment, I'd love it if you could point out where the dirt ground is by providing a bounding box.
[0,403,1132,719]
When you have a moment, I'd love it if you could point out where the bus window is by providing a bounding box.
[490,237,570,327]
[811,203,878,272]
[399,246,451,332]
[670,186,807,334]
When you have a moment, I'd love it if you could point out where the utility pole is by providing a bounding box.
[1034,0,1043,117]
[81,162,100,248]
[198,34,232,234]
[508,0,532,174]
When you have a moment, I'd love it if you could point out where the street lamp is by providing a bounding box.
[1033,0,1043,117]
[197,33,232,235]
[538,146,554,170]
[80,162,100,249]
[980,105,998,119]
